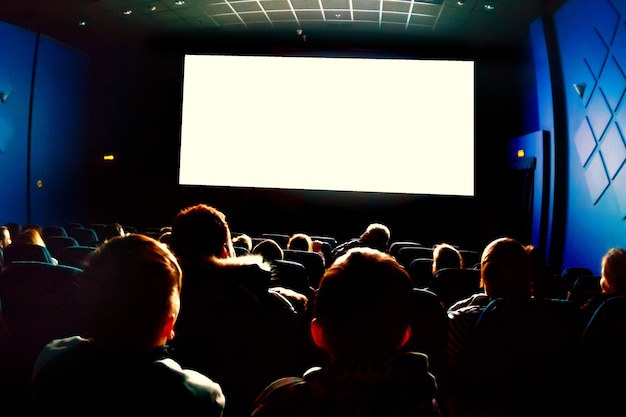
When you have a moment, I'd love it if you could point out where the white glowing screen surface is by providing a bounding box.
[180,54,474,196]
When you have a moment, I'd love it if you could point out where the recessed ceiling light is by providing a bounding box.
[150,5,158,11]
[78,20,87,27]
[123,10,133,15]
[457,0,465,5]
[174,0,185,5]
[484,3,495,10]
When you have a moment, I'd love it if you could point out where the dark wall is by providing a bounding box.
[81,33,531,251]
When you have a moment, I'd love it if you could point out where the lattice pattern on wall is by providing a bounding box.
[572,0,626,218]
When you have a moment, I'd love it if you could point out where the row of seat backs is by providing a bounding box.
[1,243,95,270]
[391,243,480,269]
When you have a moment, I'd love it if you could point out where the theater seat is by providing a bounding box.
[45,236,79,260]
[444,297,585,417]
[283,250,325,289]
[579,296,626,417]
[428,268,481,309]
[2,243,55,266]
[0,261,84,413]
[57,245,96,270]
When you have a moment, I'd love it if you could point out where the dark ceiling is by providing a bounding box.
[0,0,568,53]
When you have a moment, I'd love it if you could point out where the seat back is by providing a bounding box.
[171,266,300,417]
[428,268,481,308]
[57,245,96,270]
[42,226,68,239]
[568,275,602,306]
[3,243,55,266]
[448,297,585,416]
[67,227,99,247]
[561,267,594,294]
[388,241,422,258]
[283,250,325,288]
[271,259,312,296]
[395,246,433,268]
[0,261,84,403]
[408,258,433,288]
[45,236,79,259]
[403,288,448,377]
[579,296,626,416]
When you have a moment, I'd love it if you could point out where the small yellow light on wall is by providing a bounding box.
[517,149,525,158]
[103,154,115,161]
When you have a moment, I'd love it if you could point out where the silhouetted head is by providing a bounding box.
[80,234,182,352]
[359,223,391,252]
[480,237,532,299]
[312,247,413,363]
[600,248,626,294]
[169,204,234,263]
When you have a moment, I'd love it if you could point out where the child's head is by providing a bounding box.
[600,248,626,294]
[311,247,413,363]
[80,234,182,352]
[432,242,464,274]
[480,237,532,299]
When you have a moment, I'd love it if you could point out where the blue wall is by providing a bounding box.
[526,0,626,274]
[0,22,36,225]
[0,21,88,227]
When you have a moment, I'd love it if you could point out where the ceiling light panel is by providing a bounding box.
[260,0,292,11]
[231,1,264,13]
[290,0,323,10]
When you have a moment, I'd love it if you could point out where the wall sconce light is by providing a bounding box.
[573,82,587,99]
[0,92,8,103]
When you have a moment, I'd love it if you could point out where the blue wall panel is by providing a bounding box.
[0,21,36,225]
[553,0,626,274]
[29,35,88,227]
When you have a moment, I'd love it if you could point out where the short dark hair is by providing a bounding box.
[314,247,413,362]
[80,234,182,351]
[480,237,531,299]
[169,204,230,262]
[252,239,284,262]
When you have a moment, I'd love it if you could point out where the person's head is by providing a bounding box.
[0,226,11,249]
[232,234,252,252]
[15,228,46,247]
[359,223,391,252]
[600,248,626,294]
[252,239,284,262]
[311,247,413,364]
[80,234,182,352]
[287,233,313,252]
[480,237,532,299]
[432,243,464,274]
[101,223,125,242]
[169,204,235,263]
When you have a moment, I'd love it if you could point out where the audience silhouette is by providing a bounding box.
[580,247,626,321]
[445,237,532,369]
[167,204,306,417]
[251,247,441,417]
[329,222,391,264]
[0,211,620,417]
[432,243,464,274]
[31,233,226,416]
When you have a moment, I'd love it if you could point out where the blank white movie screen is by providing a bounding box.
[179,54,474,196]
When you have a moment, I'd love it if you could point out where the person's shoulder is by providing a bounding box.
[251,372,311,417]
[448,293,489,315]
[154,358,226,412]
[34,335,91,375]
